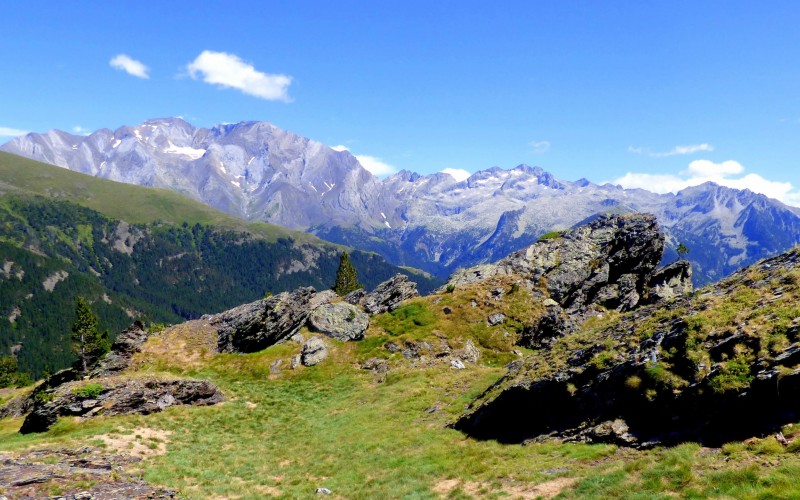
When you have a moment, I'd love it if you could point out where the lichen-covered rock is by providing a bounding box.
[358,274,419,315]
[444,214,667,314]
[301,337,328,366]
[19,376,224,434]
[214,287,317,353]
[308,303,369,341]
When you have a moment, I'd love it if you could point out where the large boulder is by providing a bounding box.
[648,260,693,302]
[214,287,317,353]
[300,337,328,367]
[308,303,369,341]
[350,274,419,315]
[444,214,668,314]
[19,376,224,434]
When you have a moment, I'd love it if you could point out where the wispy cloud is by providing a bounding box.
[441,168,471,182]
[628,143,714,157]
[331,145,396,176]
[0,126,29,137]
[186,50,292,102]
[109,54,150,79]
[529,140,550,154]
[611,159,800,207]
[72,125,91,136]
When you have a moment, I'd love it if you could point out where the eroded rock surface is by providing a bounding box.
[350,274,419,314]
[89,321,149,378]
[214,287,317,353]
[308,303,369,341]
[20,376,223,434]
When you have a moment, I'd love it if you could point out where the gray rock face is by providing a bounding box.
[214,287,317,353]
[301,337,328,366]
[649,260,693,301]
[446,214,667,315]
[19,377,223,434]
[308,303,369,341]
[88,321,149,378]
[356,274,419,315]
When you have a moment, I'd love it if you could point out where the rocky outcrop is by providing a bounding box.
[349,274,419,314]
[214,287,317,353]
[88,321,149,378]
[20,376,223,434]
[308,303,369,341]
[454,247,800,448]
[648,260,693,302]
[445,214,671,314]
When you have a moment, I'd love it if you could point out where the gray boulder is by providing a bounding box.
[357,274,419,315]
[649,260,693,301]
[308,303,369,341]
[214,287,317,353]
[444,214,672,315]
[19,377,223,434]
[301,337,328,366]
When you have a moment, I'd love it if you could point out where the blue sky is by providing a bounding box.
[2,1,800,203]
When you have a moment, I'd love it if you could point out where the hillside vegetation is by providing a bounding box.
[0,153,440,378]
[4,268,800,498]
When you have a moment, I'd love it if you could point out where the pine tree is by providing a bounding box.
[332,252,363,296]
[71,297,109,373]
[677,242,690,260]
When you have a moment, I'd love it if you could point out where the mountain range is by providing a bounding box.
[5,118,800,285]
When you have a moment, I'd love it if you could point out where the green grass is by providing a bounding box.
[0,151,318,244]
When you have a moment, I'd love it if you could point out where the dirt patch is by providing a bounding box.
[96,427,173,459]
[135,320,217,369]
[0,446,176,499]
[433,476,577,499]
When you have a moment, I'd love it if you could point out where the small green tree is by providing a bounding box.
[71,297,109,373]
[0,356,30,388]
[332,252,362,296]
[676,242,690,260]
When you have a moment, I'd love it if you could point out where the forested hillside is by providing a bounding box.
[0,156,440,378]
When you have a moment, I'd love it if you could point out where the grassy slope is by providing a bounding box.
[4,276,800,498]
[0,151,317,244]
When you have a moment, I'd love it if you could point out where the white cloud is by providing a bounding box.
[628,143,714,157]
[0,126,29,137]
[353,154,396,176]
[329,145,396,176]
[611,159,800,207]
[440,168,471,182]
[109,54,150,79]
[72,125,91,136]
[186,50,292,102]
[530,140,550,154]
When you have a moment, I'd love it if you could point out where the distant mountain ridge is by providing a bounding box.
[5,118,800,285]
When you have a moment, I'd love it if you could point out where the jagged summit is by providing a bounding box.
[5,118,800,285]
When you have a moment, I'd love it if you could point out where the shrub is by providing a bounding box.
[72,383,104,399]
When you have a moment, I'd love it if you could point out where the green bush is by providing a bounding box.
[72,382,104,399]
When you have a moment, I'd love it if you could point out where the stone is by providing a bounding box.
[269,359,283,373]
[19,377,224,434]
[290,355,302,369]
[358,274,420,314]
[487,313,506,326]
[459,339,481,364]
[213,287,317,353]
[316,487,332,495]
[649,260,693,302]
[450,359,466,369]
[308,303,369,341]
[301,337,328,367]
